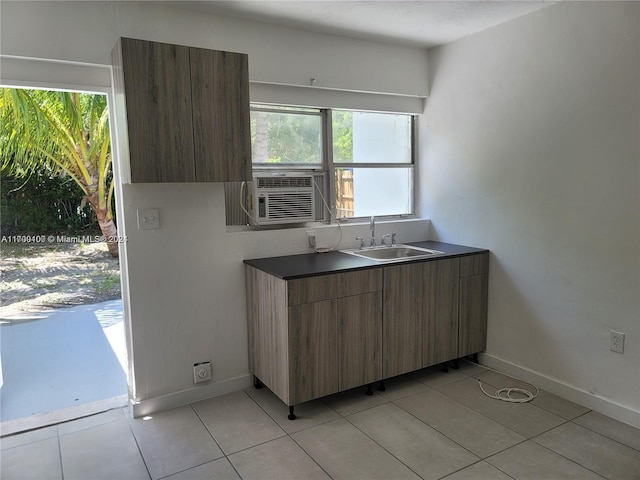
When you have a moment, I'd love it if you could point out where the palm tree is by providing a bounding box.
[0,88,118,257]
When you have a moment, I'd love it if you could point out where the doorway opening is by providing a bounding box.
[0,87,128,435]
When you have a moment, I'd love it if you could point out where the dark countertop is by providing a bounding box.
[244,241,489,280]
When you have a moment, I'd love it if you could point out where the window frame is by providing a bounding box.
[249,103,417,225]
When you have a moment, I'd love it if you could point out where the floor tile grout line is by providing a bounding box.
[342,407,446,480]
[124,411,154,480]
[467,371,596,422]
[320,391,390,419]
[568,416,640,454]
[244,386,341,435]
[435,459,518,480]
[226,458,244,480]
[288,430,337,480]
[55,407,127,438]
[389,382,533,452]
[388,390,493,461]
[188,403,226,457]
[431,378,568,438]
[528,435,609,479]
[56,428,66,480]
[242,389,337,479]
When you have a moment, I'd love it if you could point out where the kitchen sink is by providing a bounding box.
[340,244,444,262]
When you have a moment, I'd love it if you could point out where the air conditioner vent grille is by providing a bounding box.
[257,176,313,189]
[266,193,314,220]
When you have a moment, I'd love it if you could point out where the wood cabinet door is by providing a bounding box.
[459,274,488,357]
[190,48,252,181]
[383,263,424,378]
[337,292,383,391]
[288,300,339,404]
[423,259,460,367]
[120,38,196,182]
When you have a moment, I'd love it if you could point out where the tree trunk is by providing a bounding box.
[94,210,119,258]
[97,215,119,258]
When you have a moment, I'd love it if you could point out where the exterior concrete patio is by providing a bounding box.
[0,300,127,433]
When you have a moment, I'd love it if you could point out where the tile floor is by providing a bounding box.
[2,360,639,480]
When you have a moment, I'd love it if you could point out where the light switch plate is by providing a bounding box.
[137,208,160,230]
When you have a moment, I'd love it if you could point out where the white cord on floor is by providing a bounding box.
[475,361,540,403]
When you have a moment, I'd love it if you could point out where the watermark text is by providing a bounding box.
[1,235,128,244]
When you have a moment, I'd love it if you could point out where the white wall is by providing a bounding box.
[123,184,427,413]
[0,1,428,98]
[420,1,640,426]
[0,1,431,414]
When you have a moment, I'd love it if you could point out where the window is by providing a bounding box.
[332,110,413,219]
[225,105,414,226]
[251,106,323,166]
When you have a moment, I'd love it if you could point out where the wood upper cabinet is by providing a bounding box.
[458,253,489,357]
[190,47,251,181]
[117,38,195,182]
[112,38,251,183]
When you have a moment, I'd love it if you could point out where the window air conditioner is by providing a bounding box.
[251,172,321,225]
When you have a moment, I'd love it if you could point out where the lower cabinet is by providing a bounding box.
[338,292,383,391]
[459,254,489,357]
[383,258,460,378]
[246,251,488,410]
[288,300,338,404]
[383,263,425,378]
[423,259,460,367]
[246,266,382,406]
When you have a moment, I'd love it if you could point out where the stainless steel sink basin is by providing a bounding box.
[340,244,444,262]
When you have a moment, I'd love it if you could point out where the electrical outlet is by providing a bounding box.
[610,331,625,354]
[193,362,212,383]
[307,231,316,248]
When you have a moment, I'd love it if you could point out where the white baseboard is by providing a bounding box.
[130,374,253,418]
[479,353,640,429]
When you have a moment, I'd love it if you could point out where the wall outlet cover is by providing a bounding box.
[610,330,625,354]
[193,362,212,383]
[306,230,316,248]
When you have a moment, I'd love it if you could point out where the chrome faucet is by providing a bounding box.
[355,236,365,249]
[381,234,391,246]
[369,216,376,246]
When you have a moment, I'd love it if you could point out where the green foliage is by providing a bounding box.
[332,110,353,163]
[249,107,356,166]
[0,89,118,257]
[251,110,322,164]
[1,172,98,234]
[0,88,114,219]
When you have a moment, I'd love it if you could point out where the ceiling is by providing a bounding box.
[168,1,555,48]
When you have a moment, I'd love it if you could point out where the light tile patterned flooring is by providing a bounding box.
[2,360,639,480]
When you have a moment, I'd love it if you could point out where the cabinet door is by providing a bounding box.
[120,38,196,182]
[459,274,488,357]
[338,292,382,391]
[190,48,252,181]
[288,301,339,404]
[383,263,424,378]
[423,259,459,367]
